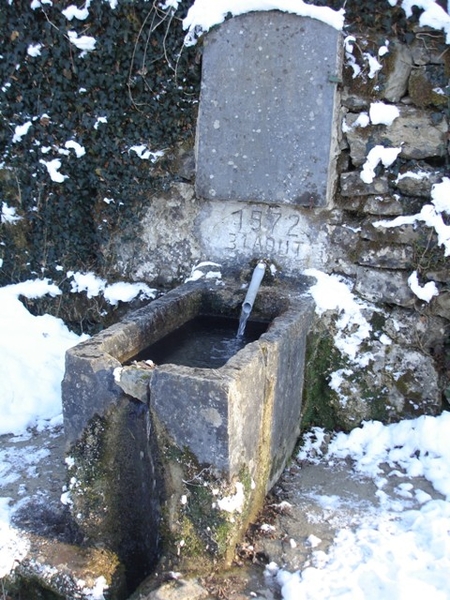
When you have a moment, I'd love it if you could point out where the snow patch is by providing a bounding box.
[182,0,345,46]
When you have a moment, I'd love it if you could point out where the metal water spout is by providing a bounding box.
[237,262,266,337]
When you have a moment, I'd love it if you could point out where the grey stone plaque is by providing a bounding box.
[195,11,342,207]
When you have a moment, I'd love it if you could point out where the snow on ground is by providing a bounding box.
[270,413,450,600]
[0,276,449,599]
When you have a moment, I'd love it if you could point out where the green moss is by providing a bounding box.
[301,327,341,431]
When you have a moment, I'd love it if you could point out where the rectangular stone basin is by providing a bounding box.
[62,279,314,490]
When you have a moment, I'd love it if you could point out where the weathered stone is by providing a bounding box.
[383,307,449,349]
[150,288,314,487]
[108,182,202,285]
[381,42,413,102]
[360,217,423,244]
[195,12,342,206]
[115,364,153,402]
[383,345,441,416]
[408,65,448,108]
[432,291,450,320]
[362,195,404,215]
[62,280,314,571]
[341,91,369,111]
[196,200,330,275]
[425,268,450,284]
[355,267,415,307]
[345,106,448,165]
[357,242,414,269]
[140,578,209,600]
[394,166,444,197]
[327,340,441,430]
[340,171,389,196]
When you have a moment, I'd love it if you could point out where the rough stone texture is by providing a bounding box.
[340,171,389,196]
[383,308,448,350]
[355,267,416,307]
[359,218,423,244]
[381,42,413,102]
[195,12,342,206]
[137,579,210,600]
[110,182,202,286]
[357,243,414,269]
[410,30,448,65]
[362,195,404,216]
[196,200,330,274]
[62,283,204,443]
[345,106,448,165]
[433,291,450,320]
[150,287,314,488]
[62,279,314,573]
[394,166,444,197]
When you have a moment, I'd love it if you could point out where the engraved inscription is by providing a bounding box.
[224,206,305,258]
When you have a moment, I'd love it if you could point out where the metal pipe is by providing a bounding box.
[242,262,266,316]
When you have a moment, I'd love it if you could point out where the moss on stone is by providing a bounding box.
[301,326,341,431]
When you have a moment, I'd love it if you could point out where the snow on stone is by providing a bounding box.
[1,202,22,224]
[395,169,430,183]
[431,176,450,214]
[39,158,68,183]
[185,261,222,282]
[360,145,401,184]
[69,271,156,305]
[183,0,345,46]
[64,140,86,158]
[79,575,108,600]
[12,121,32,143]
[408,270,439,302]
[304,269,372,365]
[69,271,106,298]
[369,101,400,126]
[277,412,450,600]
[217,482,245,513]
[328,412,450,499]
[342,111,369,133]
[103,281,156,305]
[378,40,389,56]
[27,43,42,57]
[375,178,450,256]
[62,5,90,20]
[67,31,96,55]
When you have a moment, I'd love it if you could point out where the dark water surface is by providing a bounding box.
[130,315,269,369]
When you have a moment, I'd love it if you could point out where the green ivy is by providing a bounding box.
[0,0,200,285]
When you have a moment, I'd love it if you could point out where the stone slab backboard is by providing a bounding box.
[195,11,342,207]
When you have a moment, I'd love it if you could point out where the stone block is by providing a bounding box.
[381,42,412,103]
[340,171,389,196]
[345,106,448,165]
[149,285,314,488]
[360,217,423,244]
[394,167,443,197]
[355,267,415,307]
[357,243,414,269]
[195,12,342,206]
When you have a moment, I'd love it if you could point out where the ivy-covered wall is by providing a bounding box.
[0,0,200,285]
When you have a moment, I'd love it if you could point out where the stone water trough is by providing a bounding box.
[61,275,314,595]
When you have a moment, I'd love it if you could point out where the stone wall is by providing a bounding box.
[107,19,449,430]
